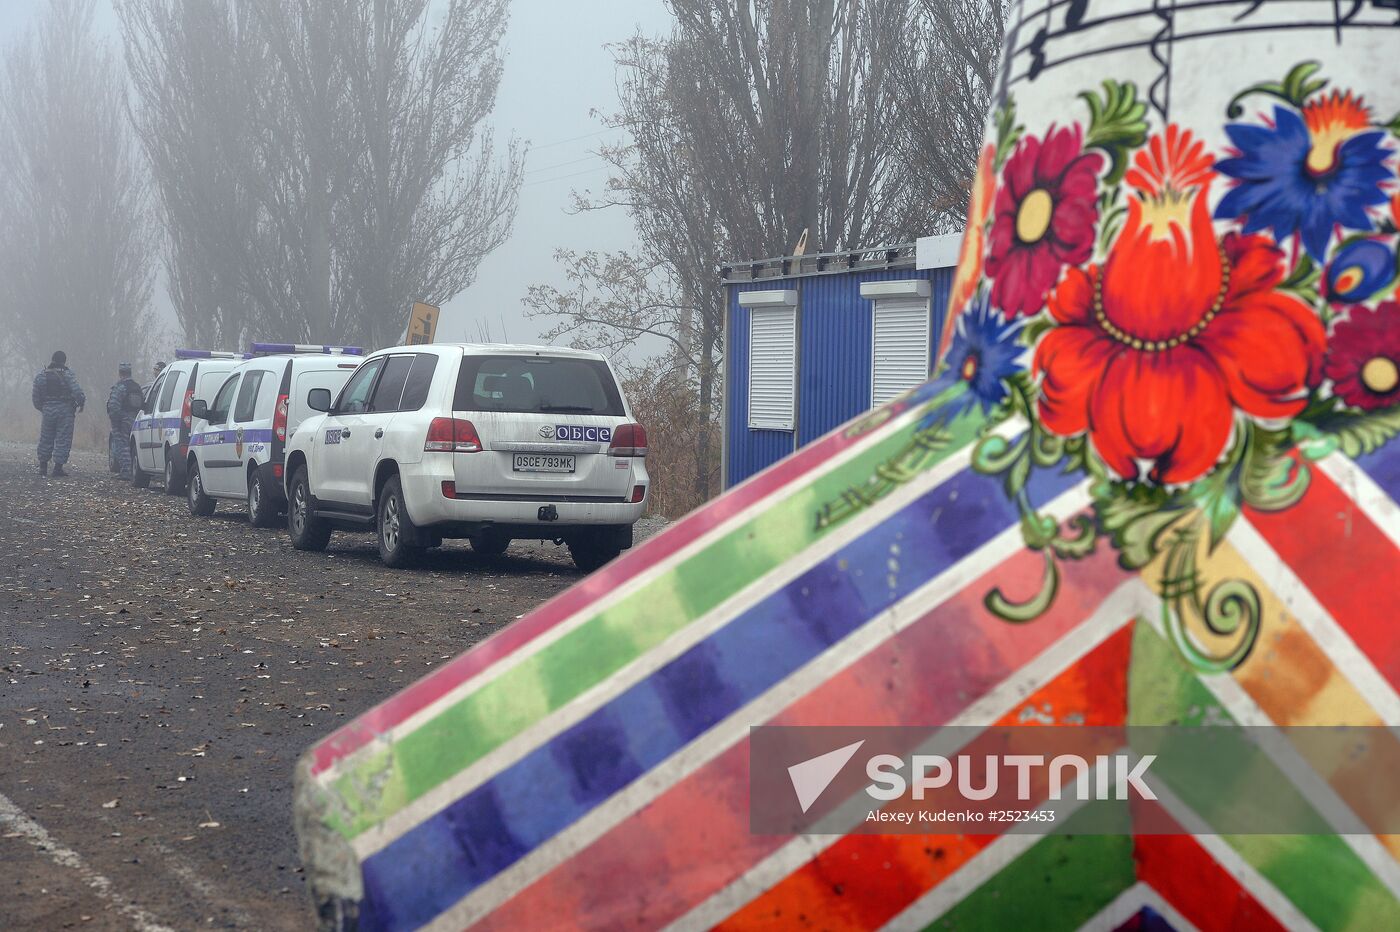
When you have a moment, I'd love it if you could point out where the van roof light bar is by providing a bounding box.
[174,349,253,360]
[249,342,365,356]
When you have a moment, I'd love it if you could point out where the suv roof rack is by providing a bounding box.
[248,342,365,356]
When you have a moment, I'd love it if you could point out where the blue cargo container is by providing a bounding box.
[721,238,957,488]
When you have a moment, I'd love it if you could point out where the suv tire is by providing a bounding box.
[469,531,510,557]
[377,476,425,568]
[187,462,215,517]
[163,449,183,495]
[130,443,150,489]
[248,468,279,528]
[568,534,622,574]
[288,467,331,551]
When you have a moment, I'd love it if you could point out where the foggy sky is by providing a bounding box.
[0,0,675,354]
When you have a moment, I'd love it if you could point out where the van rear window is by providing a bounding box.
[452,355,623,416]
[158,371,184,411]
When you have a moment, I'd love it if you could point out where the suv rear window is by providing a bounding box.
[453,355,624,416]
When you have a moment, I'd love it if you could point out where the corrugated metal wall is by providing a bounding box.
[723,265,954,488]
[725,279,800,487]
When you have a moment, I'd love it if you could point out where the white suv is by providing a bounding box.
[281,343,649,569]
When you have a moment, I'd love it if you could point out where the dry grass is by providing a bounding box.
[620,361,720,519]
[0,400,107,452]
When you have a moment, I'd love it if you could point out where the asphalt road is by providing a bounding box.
[0,442,658,930]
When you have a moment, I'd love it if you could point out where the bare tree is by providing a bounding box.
[661,0,914,256]
[117,0,521,347]
[0,0,154,382]
[119,0,261,348]
[529,3,915,505]
[332,0,522,347]
[893,0,1008,230]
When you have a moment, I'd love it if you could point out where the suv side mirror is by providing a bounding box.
[306,388,332,412]
[189,399,209,420]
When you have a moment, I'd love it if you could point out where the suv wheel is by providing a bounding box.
[288,467,331,551]
[377,476,424,568]
[568,534,622,574]
[163,449,183,495]
[130,443,150,489]
[247,468,279,528]
[469,531,510,557]
[187,462,215,516]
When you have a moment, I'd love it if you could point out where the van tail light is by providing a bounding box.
[425,417,482,453]
[609,423,648,457]
[630,485,646,504]
[180,387,194,430]
[272,393,290,441]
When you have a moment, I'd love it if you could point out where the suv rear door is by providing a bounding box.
[450,354,632,500]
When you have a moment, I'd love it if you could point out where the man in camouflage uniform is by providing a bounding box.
[106,363,144,479]
[31,351,85,478]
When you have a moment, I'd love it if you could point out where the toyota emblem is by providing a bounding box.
[539,425,555,439]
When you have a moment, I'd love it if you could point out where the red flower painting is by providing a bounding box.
[1325,302,1400,410]
[1034,127,1327,484]
[986,125,1102,317]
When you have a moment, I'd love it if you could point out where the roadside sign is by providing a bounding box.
[406,302,439,345]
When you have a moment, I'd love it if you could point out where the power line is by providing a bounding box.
[524,153,605,176]
[522,166,611,188]
[528,128,617,151]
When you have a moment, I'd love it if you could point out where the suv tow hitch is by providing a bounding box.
[538,504,559,522]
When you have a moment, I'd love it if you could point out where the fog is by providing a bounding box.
[0,0,673,352]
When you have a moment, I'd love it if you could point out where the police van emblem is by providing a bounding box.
[235,427,244,458]
[539,425,555,439]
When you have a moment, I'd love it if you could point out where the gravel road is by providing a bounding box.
[0,441,663,930]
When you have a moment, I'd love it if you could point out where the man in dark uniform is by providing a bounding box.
[107,363,145,479]
[143,360,167,402]
[32,351,85,478]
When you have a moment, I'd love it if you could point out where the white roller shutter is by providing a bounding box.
[863,281,932,407]
[741,290,798,431]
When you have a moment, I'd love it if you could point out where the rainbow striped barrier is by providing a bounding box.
[296,4,1400,929]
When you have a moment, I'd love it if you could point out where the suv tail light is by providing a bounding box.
[425,417,482,453]
[272,393,290,442]
[609,423,648,457]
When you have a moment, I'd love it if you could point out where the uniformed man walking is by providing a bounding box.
[31,351,85,478]
[107,363,144,479]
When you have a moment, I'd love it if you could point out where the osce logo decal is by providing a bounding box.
[554,425,611,443]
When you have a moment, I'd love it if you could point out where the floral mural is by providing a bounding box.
[824,63,1400,671]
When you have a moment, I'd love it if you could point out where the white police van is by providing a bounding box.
[282,343,649,570]
[186,345,362,526]
[130,350,250,493]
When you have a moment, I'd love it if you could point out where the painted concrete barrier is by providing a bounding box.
[295,4,1400,929]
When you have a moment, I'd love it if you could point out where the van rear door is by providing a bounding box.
[450,354,632,501]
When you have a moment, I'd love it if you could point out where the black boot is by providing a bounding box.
[51,464,68,478]
[38,460,48,477]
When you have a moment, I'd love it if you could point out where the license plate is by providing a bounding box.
[513,453,576,473]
